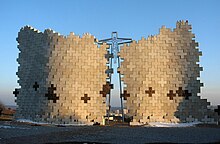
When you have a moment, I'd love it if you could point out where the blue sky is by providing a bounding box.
[0,0,219,106]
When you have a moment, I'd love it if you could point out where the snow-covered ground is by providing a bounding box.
[16,119,49,125]
[0,125,29,129]
[0,125,16,129]
[16,119,92,126]
[148,122,201,127]
[16,119,202,127]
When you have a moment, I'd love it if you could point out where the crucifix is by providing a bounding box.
[98,32,132,123]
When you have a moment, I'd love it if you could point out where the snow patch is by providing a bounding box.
[148,122,201,127]
[16,119,93,126]
[17,119,49,125]
[0,125,29,129]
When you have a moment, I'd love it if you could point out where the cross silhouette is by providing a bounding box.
[184,90,192,100]
[105,67,113,75]
[105,51,114,60]
[176,87,185,97]
[33,82,39,91]
[122,90,130,100]
[167,90,176,100]
[176,87,192,100]
[45,84,59,103]
[100,82,113,97]
[145,87,155,97]
[13,89,19,97]
[81,94,91,103]
[214,105,220,115]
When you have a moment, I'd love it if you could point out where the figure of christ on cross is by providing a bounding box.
[98,32,132,63]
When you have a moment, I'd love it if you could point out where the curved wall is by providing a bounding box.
[120,21,218,124]
[16,26,108,124]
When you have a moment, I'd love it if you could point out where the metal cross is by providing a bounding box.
[81,94,91,103]
[13,88,19,97]
[33,82,39,91]
[99,32,132,63]
[98,32,132,123]
[167,90,176,100]
[45,84,59,103]
[145,87,155,97]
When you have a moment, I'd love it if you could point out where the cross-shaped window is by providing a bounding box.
[176,87,185,97]
[145,87,155,97]
[100,82,113,97]
[214,105,220,115]
[167,90,176,100]
[121,90,130,100]
[176,87,192,100]
[33,82,39,91]
[13,89,19,97]
[81,94,91,103]
[184,90,192,100]
[45,84,59,103]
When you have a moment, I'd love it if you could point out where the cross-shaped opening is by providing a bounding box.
[184,90,192,100]
[214,105,220,115]
[45,84,59,103]
[100,82,113,97]
[33,82,39,91]
[122,90,130,100]
[176,87,192,100]
[167,90,176,100]
[176,87,185,97]
[145,87,155,97]
[81,94,91,103]
[13,89,19,97]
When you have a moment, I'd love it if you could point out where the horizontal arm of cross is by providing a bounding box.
[98,38,112,42]
[117,38,132,41]
[118,41,132,45]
